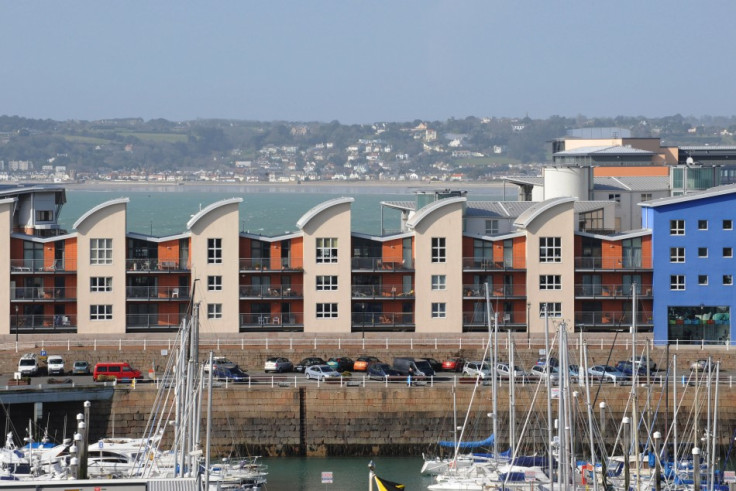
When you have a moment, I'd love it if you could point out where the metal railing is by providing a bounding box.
[351,257,414,271]
[240,312,303,328]
[463,284,526,297]
[574,256,652,270]
[239,257,304,271]
[127,259,189,271]
[351,285,414,299]
[10,258,77,272]
[462,256,525,270]
[126,286,189,300]
[12,313,76,330]
[574,284,653,297]
[463,310,527,326]
[126,313,187,329]
[574,311,653,326]
[239,285,302,298]
[12,286,77,300]
[351,312,414,328]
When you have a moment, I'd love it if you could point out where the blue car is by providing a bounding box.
[212,365,249,383]
[367,363,401,380]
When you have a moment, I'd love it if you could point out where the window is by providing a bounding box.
[539,302,561,318]
[36,210,53,222]
[207,275,222,291]
[539,275,561,290]
[485,219,499,235]
[724,275,733,286]
[579,209,604,232]
[431,274,446,290]
[724,219,733,230]
[698,247,708,258]
[670,220,685,235]
[316,238,338,263]
[539,237,561,263]
[90,304,112,320]
[640,193,653,202]
[316,275,338,291]
[431,237,446,263]
[316,303,338,318]
[698,220,708,230]
[608,193,621,203]
[724,247,733,258]
[207,303,222,319]
[90,238,113,265]
[207,238,222,264]
[622,237,642,268]
[90,277,112,292]
[431,302,446,318]
[670,275,685,291]
[698,275,709,286]
[669,247,685,263]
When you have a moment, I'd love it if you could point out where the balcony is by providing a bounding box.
[11,313,76,332]
[11,258,77,272]
[574,284,652,298]
[351,312,415,330]
[463,284,526,298]
[127,259,189,272]
[127,313,187,331]
[352,285,414,299]
[462,256,525,271]
[574,311,653,328]
[240,312,303,330]
[11,286,76,301]
[351,257,414,271]
[126,286,190,300]
[239,257,303,272]
[239,285,302,299]
[462,310,527,331]
[574,257,652,271]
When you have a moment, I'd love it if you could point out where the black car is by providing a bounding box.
[367,363,401,380]
[327,357,354,372]
[295,357,327,373]
[422,358,443,373]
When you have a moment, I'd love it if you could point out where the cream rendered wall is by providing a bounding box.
[413,201,464,333]
[75,201,128,334]
[189,201,240,334]
[300,201,352,333]
[524,201,576,334]
[0,199,14,335]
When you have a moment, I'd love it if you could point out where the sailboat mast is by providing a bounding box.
[631,284,641,489]
[544,304,553,484]
[509,332,516,452]
[485,283,498,460]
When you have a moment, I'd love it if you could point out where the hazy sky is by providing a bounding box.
[2,1,734,124]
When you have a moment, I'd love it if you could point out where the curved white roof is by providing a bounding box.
[0,197,17,206]
[406,197,466,230]
[296,197,354,230]
[73,197,129,230]
[186,198,243,230]
[513,197,576,229]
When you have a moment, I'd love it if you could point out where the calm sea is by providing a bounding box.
[58,183,508,237]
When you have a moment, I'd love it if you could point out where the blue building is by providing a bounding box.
[641,185,736,344]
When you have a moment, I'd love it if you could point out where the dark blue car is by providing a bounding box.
[212,365,249,383]
[367,363,401,380]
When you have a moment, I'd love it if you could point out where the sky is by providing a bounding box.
[2,1,735,124]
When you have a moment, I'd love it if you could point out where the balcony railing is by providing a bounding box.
[351,312,414,328]
[462,256,525,271]
[12,286,76,300]
[352,285,414,299]
[127,259,189,271]
[574,284,653,297]
[126,313,186,329]
[240,312,303,328]
[351,257,414,271]
[239,285,302,298]
[463,310,527,327]
[11,258,77,272]
[12,314,76,331]
[126,286,189,300]
[574,311,653,326]
[463,284,526,297]
[574,257,652,270]
[239,257,304,272]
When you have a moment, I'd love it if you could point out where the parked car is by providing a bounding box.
[305,365,342,381]
[47,355,65,376]
[421,358,443,373]
[204,356,236,373]
[295,357,327,373]
[535,356,559,367]
[530,365,560,384]
[632,356,656,372]
[393,357,435,377]
[568,364,581,382]
[212,365,249,383]
[587,365,626,383]
[690,359,716,372]
[18,353,39,376]
[353,356,382,372]
[264,357,293,373]
[93,362,143,381]
[367,363,401,380]
[442,357,466,372]
[72,360,91,375]
[327,357,354,372]
[615,361,647,379]
[463,361,493,379]
[495,362,530,381]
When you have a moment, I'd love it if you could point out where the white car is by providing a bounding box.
[305,364,341,381]
[495,362,530,380]
[463,361,492,379]
[530,365,560,384]
[47,355,65,376]
[18,354,39,376]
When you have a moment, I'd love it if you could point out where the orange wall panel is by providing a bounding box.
[158,240,180,264]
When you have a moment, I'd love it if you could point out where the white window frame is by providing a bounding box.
[539,237,561,263]
[608,193,621,203]
[207,275,222,291]
[431,237,446,263]
[670,275,685,291]
[90,277,112,292]
[90,304,112,320]
[670,247,685,263]
[539,302,562,318]
[316,238,338,264]
[207,303,222,319]
[431,302,446,318]
[724,219,733,230]
[316,275,338,291]
[207,238,222,264]
[90,238,113,265]
[539,275,561,290]
[485,219,499,235]
[670,220,685,235]
[316,303,338,318]
[431,274,446,290]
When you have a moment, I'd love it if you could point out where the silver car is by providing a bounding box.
[463,361,493,379]
[305,364,341,381]
[264,357,293,373]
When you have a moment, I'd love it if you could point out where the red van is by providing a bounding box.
[93,362,143,381]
